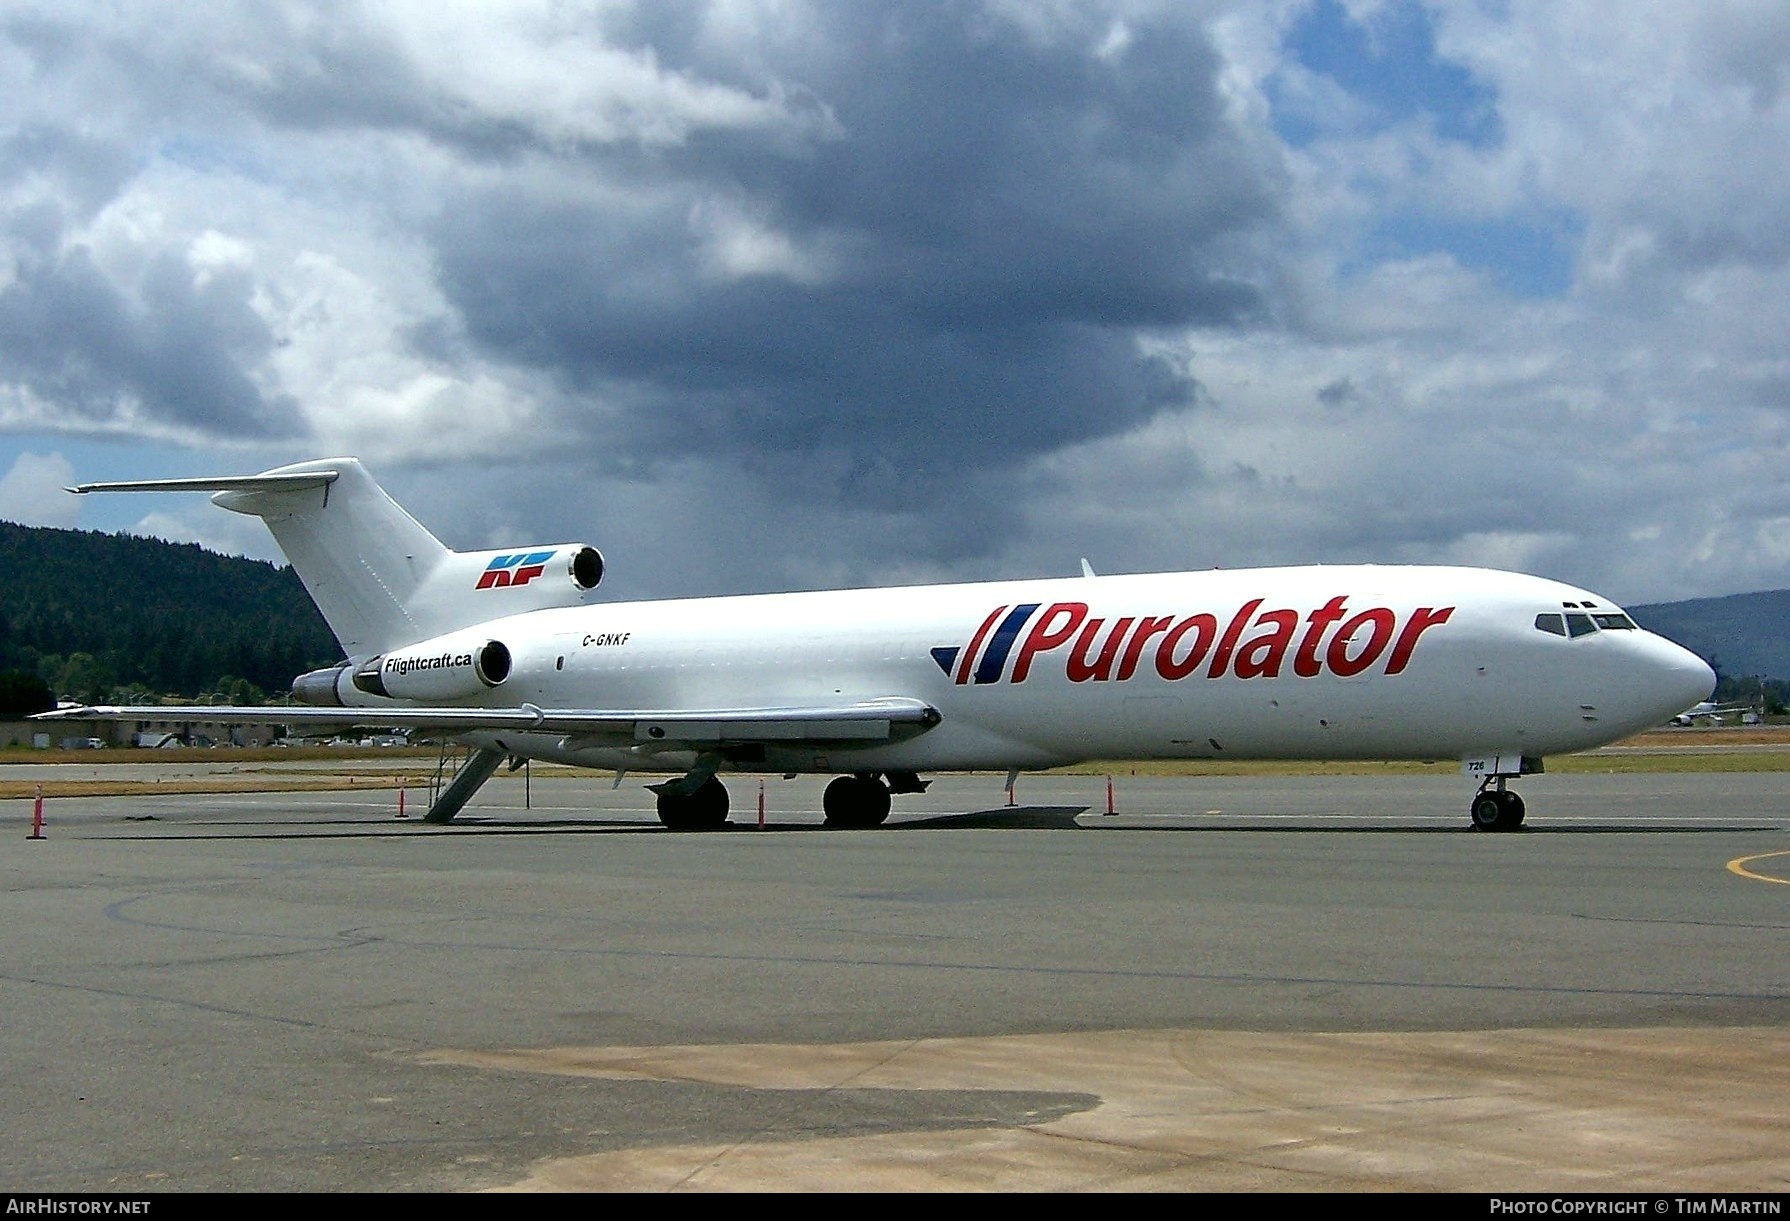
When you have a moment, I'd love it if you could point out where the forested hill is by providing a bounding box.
[1632,589,1790,684]
[0,520,339,702]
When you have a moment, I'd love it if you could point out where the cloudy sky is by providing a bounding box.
[1,0,1787,607]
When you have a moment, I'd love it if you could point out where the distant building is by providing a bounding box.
[0,716,286,749]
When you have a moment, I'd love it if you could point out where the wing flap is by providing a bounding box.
[631,717,894,743]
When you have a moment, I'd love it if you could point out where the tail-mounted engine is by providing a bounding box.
[291,632,514,704]
[391,542,605,636]
[352,635,512,701]
[460,544,602,596]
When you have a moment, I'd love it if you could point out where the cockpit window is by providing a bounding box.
[1538,607,1637,637]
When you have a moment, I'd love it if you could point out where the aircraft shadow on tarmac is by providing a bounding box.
[887,811,1780,835]
[93,806,1092,838]
[94,806,1780,839]
[450,805,1095,832]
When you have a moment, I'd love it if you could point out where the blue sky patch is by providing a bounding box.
[1275,0,1501,149]
[1361,210,1582,298]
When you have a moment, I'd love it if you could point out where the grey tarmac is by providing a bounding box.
[3,765,1787,1192]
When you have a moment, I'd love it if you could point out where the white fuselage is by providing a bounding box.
[341,564,1715,776]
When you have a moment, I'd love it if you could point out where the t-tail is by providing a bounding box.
[68,457,606,657]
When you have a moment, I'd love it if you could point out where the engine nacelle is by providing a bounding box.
[348,633,513,701]
[460,543,602,594]
[346,542,605,646]
[291,662,351,706]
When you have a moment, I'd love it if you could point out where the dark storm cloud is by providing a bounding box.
[8,3,1789,604]
[431,5,1283,498]
[0,126,139,224]
[0,242,296,436]
[0,13,327,437]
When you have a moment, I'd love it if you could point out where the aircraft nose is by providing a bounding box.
[1647,633,1717,714]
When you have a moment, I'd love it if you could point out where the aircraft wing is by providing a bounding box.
[32,697,941,748]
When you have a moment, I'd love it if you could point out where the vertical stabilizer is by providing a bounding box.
[207,458,448,656]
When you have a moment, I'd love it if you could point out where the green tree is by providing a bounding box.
[210,676,266,705]
[0,521,338,699]
[0,668,54,716]
[52,652,115,704]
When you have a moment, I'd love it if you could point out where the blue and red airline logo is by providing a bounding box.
[929,597,1455,685]
[475,551,555,590]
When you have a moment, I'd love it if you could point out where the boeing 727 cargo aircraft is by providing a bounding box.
[39,457,1715,831]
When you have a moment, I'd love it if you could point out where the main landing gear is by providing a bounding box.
[652,775,729,830]
[649,770,929,830]
[1470,778,1526,832]
[822,770,930,828]
[822,773,892,828]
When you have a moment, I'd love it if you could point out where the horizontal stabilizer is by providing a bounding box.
[67,471,339,496]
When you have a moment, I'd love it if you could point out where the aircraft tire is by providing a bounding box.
[822,775,891,828]
[1470,790,1524,832]
[1470,792,1507,831]
[657,776,729,830]
[1498,790,1526,828]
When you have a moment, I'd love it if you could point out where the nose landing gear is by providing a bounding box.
[1470,779,1526,831]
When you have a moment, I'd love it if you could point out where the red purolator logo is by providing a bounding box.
[937,597,1455,685]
